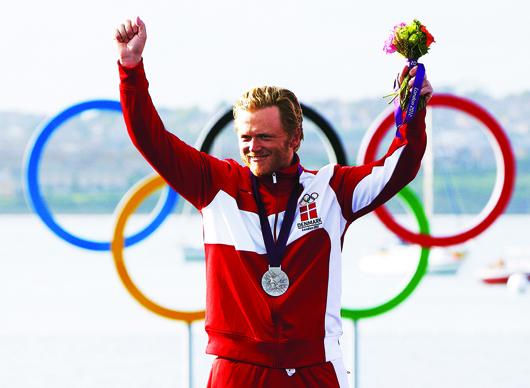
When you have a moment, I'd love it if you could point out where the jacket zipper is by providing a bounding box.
[272,172,278,242]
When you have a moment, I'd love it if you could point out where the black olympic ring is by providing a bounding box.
[301,192,319,204]
[195,103,347,165]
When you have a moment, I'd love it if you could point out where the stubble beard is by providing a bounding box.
[241,139,294,177]
[243,154,272,176]
[242,150,292,177]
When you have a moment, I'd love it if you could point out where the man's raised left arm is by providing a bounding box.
[330,66,432,222]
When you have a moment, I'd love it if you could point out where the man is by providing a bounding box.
[115,16,432,387]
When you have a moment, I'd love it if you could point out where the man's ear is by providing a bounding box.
[290,128,302,151]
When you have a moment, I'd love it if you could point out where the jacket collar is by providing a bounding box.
[256,154,301,186]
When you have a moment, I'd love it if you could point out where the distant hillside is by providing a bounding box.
[2,89,529,214]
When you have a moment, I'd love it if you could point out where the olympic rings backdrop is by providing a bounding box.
[357,94,515,247]
[23,95,515,323]
[23,100,178,251]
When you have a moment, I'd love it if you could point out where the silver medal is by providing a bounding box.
[261,266,289,296]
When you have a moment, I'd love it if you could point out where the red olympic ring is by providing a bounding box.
[362,94,515,247]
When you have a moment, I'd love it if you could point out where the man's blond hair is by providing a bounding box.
[233,86,304,148]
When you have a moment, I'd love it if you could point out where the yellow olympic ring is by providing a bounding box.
[111,174,205,323]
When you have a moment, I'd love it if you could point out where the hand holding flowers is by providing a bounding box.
[384,20,435,119]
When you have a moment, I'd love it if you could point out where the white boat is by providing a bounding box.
[358,244,466,275]
[477,255,530,285]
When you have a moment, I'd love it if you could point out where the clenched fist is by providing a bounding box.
[115,17,147,68]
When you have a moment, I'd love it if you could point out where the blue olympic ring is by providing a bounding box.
[23,99,178,251]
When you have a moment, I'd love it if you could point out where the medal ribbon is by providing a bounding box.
[394,60,425,131]
[251,166,302,268]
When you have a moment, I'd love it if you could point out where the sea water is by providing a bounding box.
[0,214,528,388]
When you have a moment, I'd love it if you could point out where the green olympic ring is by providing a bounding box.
[341,185,431,320]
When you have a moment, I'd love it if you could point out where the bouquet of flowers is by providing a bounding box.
[383,19,435,113]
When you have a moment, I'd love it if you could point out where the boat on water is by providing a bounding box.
[477,257,530,285]
[358,244,466,276]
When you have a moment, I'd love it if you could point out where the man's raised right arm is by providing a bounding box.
[115,17,232,209]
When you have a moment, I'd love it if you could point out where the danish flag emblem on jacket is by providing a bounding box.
[299,192,319,221]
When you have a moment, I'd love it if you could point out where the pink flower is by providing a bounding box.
[393,22,406,31]
[383,34,396,54]
[383,23,406,54]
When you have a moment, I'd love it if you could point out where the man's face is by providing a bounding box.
[236,106,300,176]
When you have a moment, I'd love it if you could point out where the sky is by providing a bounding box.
[2,0,529,115]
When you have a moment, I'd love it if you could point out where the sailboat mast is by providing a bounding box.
[423,107,434,218]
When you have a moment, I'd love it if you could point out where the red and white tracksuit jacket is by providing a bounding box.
[119,61,426,371]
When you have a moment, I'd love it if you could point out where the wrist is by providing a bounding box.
[119,55,142,68]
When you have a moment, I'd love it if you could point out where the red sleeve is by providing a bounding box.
[330,108,427,222]
[119,60,234,210]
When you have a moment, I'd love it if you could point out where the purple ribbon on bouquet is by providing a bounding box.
[394,59,425,132]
